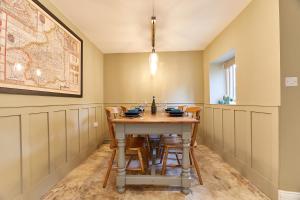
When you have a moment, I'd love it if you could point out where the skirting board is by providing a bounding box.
[279,190,300,200]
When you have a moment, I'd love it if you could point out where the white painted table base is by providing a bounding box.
[115,123,192,194]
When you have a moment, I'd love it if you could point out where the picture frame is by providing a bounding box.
[0,0,83,97]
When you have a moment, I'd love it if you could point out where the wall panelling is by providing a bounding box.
[203,104,279,199]
[0,103,104,199]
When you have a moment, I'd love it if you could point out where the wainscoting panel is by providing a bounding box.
[0,115,22,200]
[0,103,103,200]
[96,106,104,145]
[251,112,273,181]
[29,113,50,188]
[89,107,97,148]
[213,108,223,150]
[234,110,249,164]
[67,110,80,161]
[204,107,213,146]
[51,111,67,169]
[204,104,279,200]
[222,109,235,155]
[79,109,89,154]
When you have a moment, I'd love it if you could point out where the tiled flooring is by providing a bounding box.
[42,144,269,200]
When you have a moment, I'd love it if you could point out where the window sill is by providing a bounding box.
[216,101,236,105]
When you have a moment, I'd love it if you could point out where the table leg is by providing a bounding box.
[181,126,192,194]
[116,125,126,193]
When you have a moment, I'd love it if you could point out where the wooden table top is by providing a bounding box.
[112,111,199,124]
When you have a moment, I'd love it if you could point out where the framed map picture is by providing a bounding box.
[0,0,83,97]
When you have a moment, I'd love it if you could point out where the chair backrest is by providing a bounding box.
[105,107,122,149]
[185,106,201,146]
[178,105,187,112]
[120,106,128,114]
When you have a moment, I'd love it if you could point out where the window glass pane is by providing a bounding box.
[224,63,236,102]
[226,68,230,96]
[233,64,236,100]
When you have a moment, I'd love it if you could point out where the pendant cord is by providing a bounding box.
[152,0,155,16]
[151,0,156,51]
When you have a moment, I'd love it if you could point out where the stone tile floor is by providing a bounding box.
[42,144,269,200]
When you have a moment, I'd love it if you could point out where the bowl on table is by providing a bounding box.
[124,109,141,118]
[169,109,184,117]
[165,107,175,113]
[135,107,144,112]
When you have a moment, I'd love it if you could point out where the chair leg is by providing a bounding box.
[103,149,116,188]
[175,152,181,165]
[161,147,169,175]
[143,147,149,169]
[190,148,203,185]
[159,146,165,164]
[156,147,160,160]
[137,150,145,174]
[189,152,193,166]
[146,135,151,156]
[157,135,163,162]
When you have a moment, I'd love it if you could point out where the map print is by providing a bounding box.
[0,0,82,96]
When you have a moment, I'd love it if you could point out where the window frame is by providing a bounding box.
[224,60,236,103]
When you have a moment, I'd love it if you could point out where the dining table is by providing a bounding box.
[111,111,199,194]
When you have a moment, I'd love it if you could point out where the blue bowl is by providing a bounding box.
[165,108,176,113]
[169,109,184,114]
[125,109,140,115]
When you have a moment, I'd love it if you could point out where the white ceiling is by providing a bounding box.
[49,0,252,53]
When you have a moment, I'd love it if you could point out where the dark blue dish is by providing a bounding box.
[169,109,184,117]
[126,109,140,114]
[169,109,184,114]
[169,113,184,117]
[125,112,139,116]
[165,107,175,112]
[125,109,140,117]
[124,114,140,118]
[135,107,143,112]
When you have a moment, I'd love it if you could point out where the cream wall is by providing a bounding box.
[103,51,204,142]
[0,0,104,199]
[202,0,280,199]
[279,0,300,193]
[104,51,203,104]
[203,0,280,106]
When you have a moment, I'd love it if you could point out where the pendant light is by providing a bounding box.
[149,1,158,76]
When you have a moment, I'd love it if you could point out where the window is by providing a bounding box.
[224,58,236,102]
[209,49,236,104]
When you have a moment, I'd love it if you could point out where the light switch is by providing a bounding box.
[93,122,99,128]
[285,77,298,87]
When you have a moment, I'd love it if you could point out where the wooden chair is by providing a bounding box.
[157,105,188,163]
[120,105,128,114]
[121,105,152,156]
[103,107,148,188]
[178,105,187,112]
[160,106,203,185]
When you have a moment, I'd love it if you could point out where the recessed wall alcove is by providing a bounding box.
[209,49,236,104]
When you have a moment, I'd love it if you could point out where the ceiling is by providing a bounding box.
[49,0,252,53]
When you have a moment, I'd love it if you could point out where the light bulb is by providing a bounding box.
[14,63,23,71]
[149,52,158,76]
[36,69,42,77]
